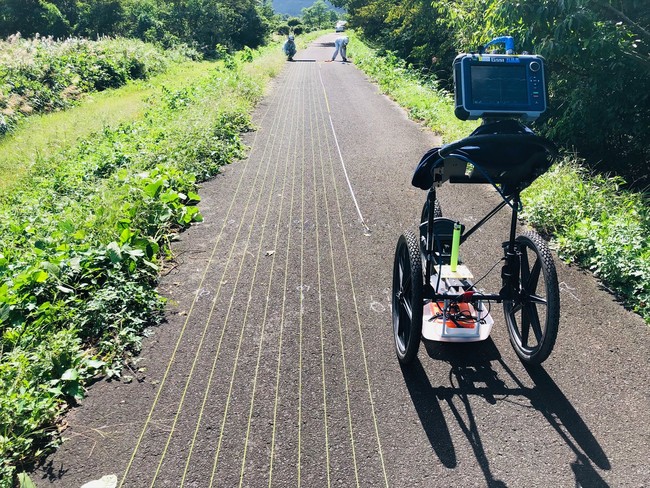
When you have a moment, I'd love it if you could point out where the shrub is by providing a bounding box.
[0,35,197,134]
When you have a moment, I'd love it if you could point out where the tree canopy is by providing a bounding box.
[301,0,338,30]
[0,0,274,52]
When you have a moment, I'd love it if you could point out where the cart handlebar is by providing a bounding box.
[439,133,557,160]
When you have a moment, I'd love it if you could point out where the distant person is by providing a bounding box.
[283,34,296,61]
[330,35,349,62]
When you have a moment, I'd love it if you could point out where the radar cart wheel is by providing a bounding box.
[392,231,423,364]
[504,231,560,365]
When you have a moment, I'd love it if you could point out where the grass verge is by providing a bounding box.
[0,41,285,485]
[0,60,218,192]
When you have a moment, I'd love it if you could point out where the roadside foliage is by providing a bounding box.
[0,40,285,485]
[0,0,272,55]
[0,35,198,134]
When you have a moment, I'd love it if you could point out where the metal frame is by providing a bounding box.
[421,184,521,305]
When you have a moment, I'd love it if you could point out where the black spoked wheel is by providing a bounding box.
[392,231,423,364]
[503,231,560,365]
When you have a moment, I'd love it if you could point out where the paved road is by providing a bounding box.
[36,34,650,487]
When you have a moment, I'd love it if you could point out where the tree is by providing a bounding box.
[0,0,70,37]
[0,0,272,54]
[76,0,124,37]
[302,0,336,30]
[443,0,649,183]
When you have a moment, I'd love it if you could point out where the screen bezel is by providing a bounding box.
[459,55,547,117]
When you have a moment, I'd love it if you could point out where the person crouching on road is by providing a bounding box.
[283,34,297,61]
[330,35,349,62]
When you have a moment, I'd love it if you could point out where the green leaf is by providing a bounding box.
[160,191,179,203]
[186,191,201,204]
[119,227,134,244]
[32,269,49,283]
[17,472,37,488]
[61,369,79,381]
[144,180,163,198]
[64,381,85,401]
[107,242,122,263]
[85,359,105,370]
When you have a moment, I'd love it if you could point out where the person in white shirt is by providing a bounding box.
[330,36,349,62]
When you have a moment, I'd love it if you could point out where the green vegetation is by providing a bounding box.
[275,1,343,36]
[0,41,285,485]
[349,32,475,142]
[335,0,649,187]
[301,0,340,30]
[0,0,273,54]
[0,35,198,136]
[521,160,650,321]
[351,35,650,325]
[0,58,220,191]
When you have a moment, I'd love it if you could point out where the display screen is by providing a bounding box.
[470,64,528,106]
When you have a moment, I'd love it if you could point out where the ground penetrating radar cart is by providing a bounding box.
[392,36,560,366]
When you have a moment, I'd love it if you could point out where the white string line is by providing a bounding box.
[317,66,371,235]
[313,66,361,487]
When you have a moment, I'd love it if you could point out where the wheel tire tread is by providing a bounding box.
[506,230,560,365]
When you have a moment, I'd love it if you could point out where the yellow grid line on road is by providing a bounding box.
[309,60,332,488]
[296,62,307,488]
[118,67,291,488]
[318,62,391,487]
[238,61,304,487]
[208,60,299,488]
[157,67,296,487]
[267,61,307,488]
[313,64,361,487]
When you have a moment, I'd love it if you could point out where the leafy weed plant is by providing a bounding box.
[522,159,650,322]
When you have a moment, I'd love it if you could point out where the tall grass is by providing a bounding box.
[0,34,198,136]
[0,61,226,192]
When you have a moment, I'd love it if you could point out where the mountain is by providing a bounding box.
[272,0,341,17]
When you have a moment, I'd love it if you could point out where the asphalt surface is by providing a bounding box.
[35,33,650,488]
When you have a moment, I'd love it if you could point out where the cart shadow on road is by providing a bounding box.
[400,339,610,487]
